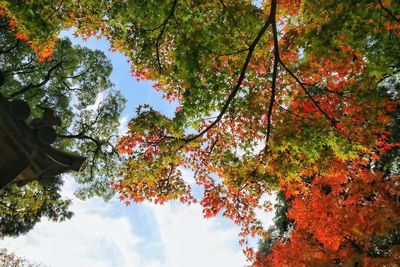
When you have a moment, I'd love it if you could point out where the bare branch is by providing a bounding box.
[219,0,227,9]
[274,100,309,121]
[61,68,90,80]
[303,82,350,98]
[206,47,250,57]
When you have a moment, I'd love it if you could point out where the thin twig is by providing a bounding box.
[378,0,399,22]
[0,40,19,54]
[219,0,227,8]
[279,60,339,127]
[45,0,64,22]
[274,100,309,121]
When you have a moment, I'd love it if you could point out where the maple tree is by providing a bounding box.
[254,155,400,266]
[1,0,399,264]
[254,76,400,266]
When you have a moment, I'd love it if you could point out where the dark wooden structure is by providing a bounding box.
[0,70,87,189]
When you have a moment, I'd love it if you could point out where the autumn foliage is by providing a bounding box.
[2,0,400,265]
[0,4,56,61]
[254,153,400,266]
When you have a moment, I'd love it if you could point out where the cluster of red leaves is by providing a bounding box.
[253,138,400,266]
[0,8,55,62]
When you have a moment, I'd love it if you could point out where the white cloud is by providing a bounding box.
[0,177,252,267]
[255,192,276,230]
[149,203,246,267]
[118,115,129,136]
[85,91,107,111]
[0,181,146,267]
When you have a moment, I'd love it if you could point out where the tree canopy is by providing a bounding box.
[1,0,399,264]
[0,18,125,237]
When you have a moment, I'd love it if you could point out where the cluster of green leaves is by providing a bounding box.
[0,18,125,236]
[0,178,72,237]
[300,0,400,78]
[257,191,293,256]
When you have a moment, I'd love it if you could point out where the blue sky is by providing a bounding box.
[0,32,274,267]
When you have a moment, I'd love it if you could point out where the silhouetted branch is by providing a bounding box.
[9,61,64,98]
[0,40,19,54]
[378,0,399,22]
[167,0,277,143]
[45,0,64,21]
[265,5,279,147]
[279,60,339,128]
[155,0,178,71]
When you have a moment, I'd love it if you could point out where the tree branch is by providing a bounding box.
[278,60,339,127]
[378,0,399,22]
[57,133,102,147]
[61,68,90,80]
[0,40,19,54]
[219,0,227,9]
[0,200,17,212]
[45,0,64,22]
[274,99,309,121]
[265,5,279,148]
[206,47,250,57]
[9,61,64,98]
[303,82,350,99]
[155,0,178,71]
[0,199,37,214]
[168,0,277,143]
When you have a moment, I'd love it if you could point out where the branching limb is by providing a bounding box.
[46,0,64,22]
[58,132,118,181]
[378,0,399,22]
[58,133,102,147]
[265,5,279,147]
[155,0,178,71]
[4,57,36,76]
[0,40,19,54]
[9,61,64,98]
[278,60,339,127]
[168,0,277,143]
